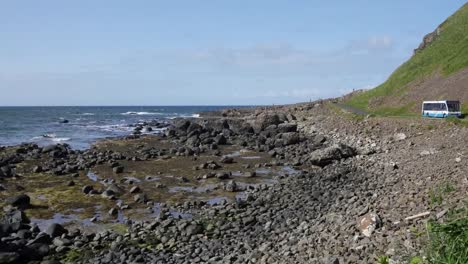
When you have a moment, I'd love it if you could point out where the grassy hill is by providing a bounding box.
[346,3,468,116]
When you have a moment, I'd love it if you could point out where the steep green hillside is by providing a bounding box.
[346,3,468,115]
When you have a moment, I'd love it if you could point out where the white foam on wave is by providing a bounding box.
[51,137,71,142]
[168,113,201,119]
[31,134,71,142]
[81,113,95,116]
[121,112,163,116]
[86,124,133,133]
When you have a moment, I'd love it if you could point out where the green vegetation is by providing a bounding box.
[426,204,468,264]
[372,103,417,117]
[429,182,456,206]
[377,255,390,264]
[409,256,423,264]
[346,3,468,115]
[326,102,365,121]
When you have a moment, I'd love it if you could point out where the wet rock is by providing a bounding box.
[0,166,15,178]
[32,165,43,173]
[220,156,234,164]
[244,172,256,178]
[129,186,141,194]
[0,252,19,263]
[6,194,31,209]
[106,184,124,195]
[134,193,148,203]
[67,180,75,186]
[109,208,119,216]
[202,172,216,179]
[113,166,124,174]
[216,172,231,180]
[215,135,228,145]
[358,213,382,237]
[224,180,238,192]
[46,223,67,238]
[82,185,94,194]
[101,190,116,199]
[1,209,30,226]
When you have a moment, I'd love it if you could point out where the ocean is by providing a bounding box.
[0,106,237,149]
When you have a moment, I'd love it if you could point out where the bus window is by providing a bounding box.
[447,102,460,112]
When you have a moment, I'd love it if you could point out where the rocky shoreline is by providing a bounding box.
[1,102,467,263]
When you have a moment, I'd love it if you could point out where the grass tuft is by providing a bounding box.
[426,205,468,264]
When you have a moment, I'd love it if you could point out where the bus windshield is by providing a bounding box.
[447,102,460,112]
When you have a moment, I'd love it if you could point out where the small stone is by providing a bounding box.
[32,166,43,173]
[113,166,124,174]
[82,185,93,194]
[455,157,461,163]
[394,133,407,141]
[109,208,118,216]
[129,186,141,193]
[244,171,256,178]
[358,213,381,237]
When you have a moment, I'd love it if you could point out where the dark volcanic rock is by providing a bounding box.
[113,166,124,174]
[46,223,67,238]
[6,194,31,209]
[82,185,94,194]
[308,143,356,167]
[220,156,234,164]
[0,252,19,263]
[253,112,282,132]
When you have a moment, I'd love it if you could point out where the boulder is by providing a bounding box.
[32,165,43,173]
[216,172,231,180]
[113,166,124,174]
[185,223,203,236]
[214,134,227,145]
[224,180,238,192]
[277,123,297,133]
[82,185,94,194]
[134,193,148,203]
[174,119,191,131]
[281,132,300,146]
[244,172,256,178]
[101,190,115,199]
[6,194,31,208]
[46,223,67,238]
[0,252,19,263]
[308,144,356,167]
[0,166,14,178]
[129,186,141,194]
[253,112,281,132]
[220,156,234,164]
[1,209,30,225]
[108,208,118,216]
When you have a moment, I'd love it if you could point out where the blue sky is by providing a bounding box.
[0,1,465,106]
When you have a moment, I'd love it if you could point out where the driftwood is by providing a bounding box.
[405,211,431,221]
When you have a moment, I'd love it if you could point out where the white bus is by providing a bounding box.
[422,100,462,118]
